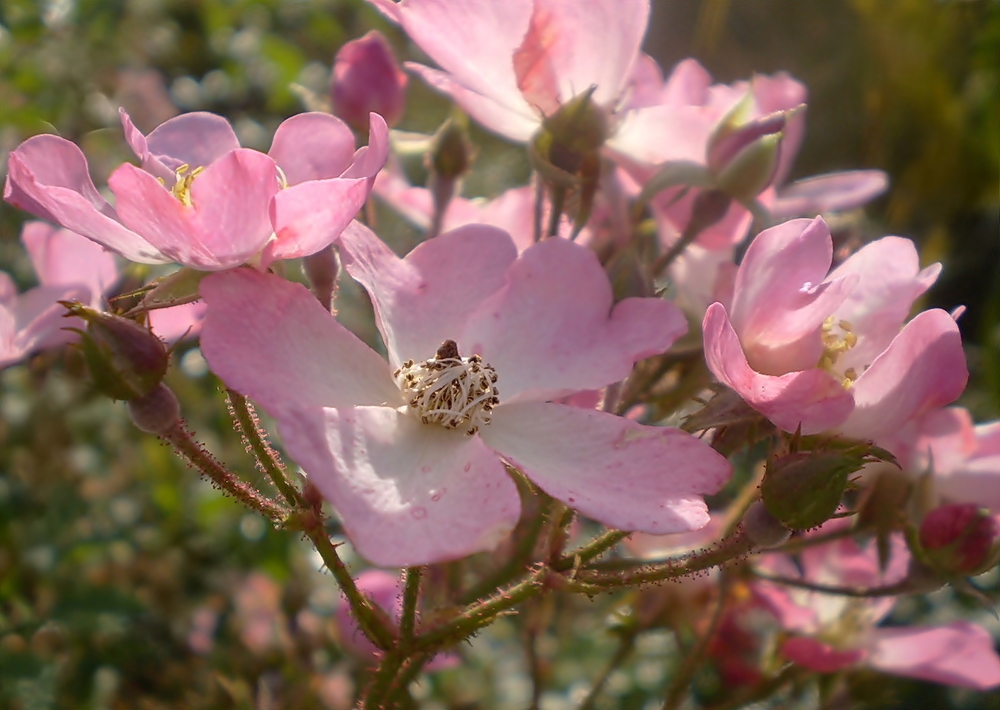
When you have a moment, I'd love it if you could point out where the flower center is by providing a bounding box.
[818,316,859,388]
[393,340,499,436]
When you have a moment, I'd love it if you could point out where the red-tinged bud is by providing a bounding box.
[760,451,855,531]
[127,384,181,435]
[64,304,169,401]
[918,503,998,575]
[331,30,408,131]
[742,500,791,548]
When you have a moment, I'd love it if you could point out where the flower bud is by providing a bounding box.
[918,504,998,575]
[127,384,181,435]
[331,30,408,131]
[64,304,169,401]
[742,500,791,548]
[706,96,789,204]
[533,87,608,176]
[760,450,856,531]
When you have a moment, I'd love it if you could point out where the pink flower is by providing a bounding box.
[1,222,116,368]
[703,217,968,437]
[199,223,731,566]
[4,109,389,271]
[368,0,650,149]
[883,407,1000,513]
[755,524,1000,690]
[332,30,409,131]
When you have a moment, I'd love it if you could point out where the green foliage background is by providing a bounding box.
[0,1,997,708]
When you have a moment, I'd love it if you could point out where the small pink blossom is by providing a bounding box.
[332,30,408,130]
[1,222,116,368]
[200,223,731,566]
[703,217,968,437]
[755,523,1000,689]
[5,109,389,271]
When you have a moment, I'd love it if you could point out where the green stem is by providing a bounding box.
[400,567,423,643]
[361,652,408,710]
[579,627,638,710]
[749,569,913,598]
[553,529,630,572]
[379,654,431,710]
[771,524,856,555]
[571,531,754,589]
[227,390,303,508]
[163,422,287,522]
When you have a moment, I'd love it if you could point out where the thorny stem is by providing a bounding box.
[226,389,303,508]
[552,529,631,572]
[771,524,858,555]
[400,567,423,643]
[162,422,287,521]
[364,652,430,710]
[571,530,755,589]
[661,570,734,710]
[749,569,914,598]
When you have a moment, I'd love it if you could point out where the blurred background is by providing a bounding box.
[0,1,997,708]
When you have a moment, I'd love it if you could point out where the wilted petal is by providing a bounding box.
[339,221,518,369]
[199,268,401,412]
[482,402,731,533]
[703,302,855,434]
[868,623,1000,690]
[463,237,687,402]
[839,309,968,441]
[278,405,521,567]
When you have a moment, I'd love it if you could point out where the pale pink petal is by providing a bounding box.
[4,135,168,264]
[199,268,401,412]
[829,237,940,372]
[481,402,731,533]
[132,110,240,173]
[781,637,866,674]
[463,237,687,402]
[868,622,1000,689]
[608,104,715,165]
[340,113,390,181]
[391,0,534,117]
[406,63,540,142]
[21,222,118,303]
[703,303,855,434]
[623,52,664,110]
[750,72,807,185]
[523,0,648,108]
[265,177,371,265]
[5,284,87,357]
[903,407,978,475]
[147,300,206,343]
[772,170,889,218]
[661,58,713,106]
[277,405,521,567]
[730,217,855,375]
[839,309,968,441]
[654,188,753,251]
[338,221,518,369]
[268,112,356,185]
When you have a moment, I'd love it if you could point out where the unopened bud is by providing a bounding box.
[331,30,408,131]
[760,450,856,530]
[127,384,181,435]
[64,304,169,401]
[706,97,789,204]
[533,87,608,176]
[429,118,473,181]
[918,504,998,575]
[743,500,791,548]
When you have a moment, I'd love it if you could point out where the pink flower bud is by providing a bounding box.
[918,504,997,575]
[127,384,181,435]
[331,30,408,131]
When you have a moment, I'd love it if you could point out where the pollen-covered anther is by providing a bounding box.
[818,316,859,386]
[169,164,204,207]
[392,339,500,435]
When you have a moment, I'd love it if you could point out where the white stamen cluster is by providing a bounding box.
[393,339,499,435]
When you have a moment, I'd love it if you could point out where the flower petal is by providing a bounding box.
[133,110,240,173]
[4,135,167,264]
[839,309,967,441]
[781,637,866,674]
[338,221,519,368]
[268,112,357,185]
[481,402,731,533]
[868,622,1000,690]
[278,405,521,567]
[703,302,855,434]
[21,222,118,303]
[729,217,855,375]
[199,268,401,412]
[772,170,889,218]
[463,237,687,402]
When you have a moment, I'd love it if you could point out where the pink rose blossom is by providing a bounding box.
[703,216,968,437]
[332,30,408,130]
[199,222,731,566]
[755,523,1000,689]
[5,109,389,271]
[1,222,116,368]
